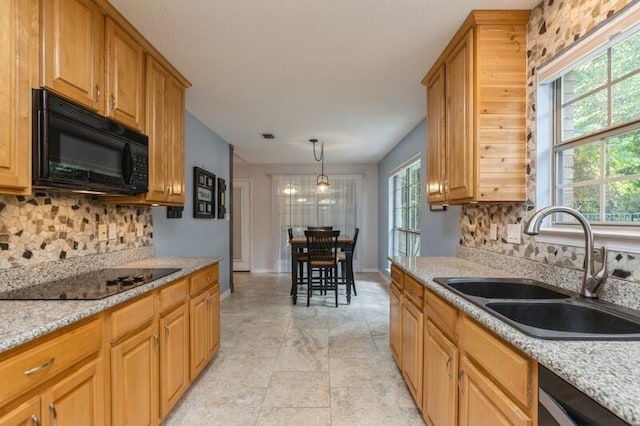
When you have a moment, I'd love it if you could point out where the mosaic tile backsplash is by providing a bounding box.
[459,0,640,284]
[0,192,153,269]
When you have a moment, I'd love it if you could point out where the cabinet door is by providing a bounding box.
[105,18,145,131]
[208,286,220,358]
[401,299,423,407]
[389,285,402,368]
[166,77,186,204]
[144,56,170,203]
[426,64,447,204]
[159,304,189,419]
[0,0,33,195]
[424,321,458,426]
[0,395,41,426]
[42,0,104,112]
[41,358,104,426]
[458,357,531,426]
[189,289,209,381]
[445,29,474,203]
[111,326,159,426]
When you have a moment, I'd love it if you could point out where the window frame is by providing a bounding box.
[389,156,421,258]
[535,2,640,253]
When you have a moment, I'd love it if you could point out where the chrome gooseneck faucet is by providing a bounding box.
[524,206,608,298]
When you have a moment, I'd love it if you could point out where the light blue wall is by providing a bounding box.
[377,119,460,275]
[152,112,231,293]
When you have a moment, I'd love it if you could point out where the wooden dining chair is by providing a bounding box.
[338,228,359,296]
[288,228,307,285]
[304,230,340,307]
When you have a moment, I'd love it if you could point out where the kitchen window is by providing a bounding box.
[536,3,640,251]
[389,157,421,257]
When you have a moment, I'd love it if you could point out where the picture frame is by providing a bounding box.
[193,167,215,218]
[217,177,227,219]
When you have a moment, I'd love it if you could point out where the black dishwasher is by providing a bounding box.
[539,365,629,425]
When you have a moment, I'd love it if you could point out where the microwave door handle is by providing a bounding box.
[122,143,134,184]
[36,110,49,178]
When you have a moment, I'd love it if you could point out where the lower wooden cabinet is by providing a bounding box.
[424,320,458,426]
[0,357,103,426]
[41,358,104,426]
[389,262,538,426]
[190,283,220,381]
[0,263,220,425]
[459,357,532,426]
[160,303,189,418]
[0,395,40,426]
[389,284,402,367]
[111,324,159,426]
[401,298,423,407]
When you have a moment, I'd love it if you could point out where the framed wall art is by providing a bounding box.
[193,167,215,218]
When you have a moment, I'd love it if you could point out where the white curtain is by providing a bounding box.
[273,174,362,273]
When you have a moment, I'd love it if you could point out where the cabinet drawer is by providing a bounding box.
[459,316,533,408]
[390,265,403,290]
[190,264,219,295]
[425,288,458,342]
[0,318,101,405]
[403,274,424,307]
[110,293,156,341]
[160,278,188,313]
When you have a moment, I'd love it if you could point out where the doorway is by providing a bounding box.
[232,179,251,271]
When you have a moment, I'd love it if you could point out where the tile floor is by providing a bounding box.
[163,272,424,425]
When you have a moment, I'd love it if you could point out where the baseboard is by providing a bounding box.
[220,288,231,301]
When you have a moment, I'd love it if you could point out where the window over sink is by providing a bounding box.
[536,3,640,251]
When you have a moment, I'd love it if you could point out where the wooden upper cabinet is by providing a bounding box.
[426,65,446,204]
[105,17,145,131]
[445,30,474,203]
[422,10,530,205]
[141,56,185,205]
[145,57,171,203]
[166,77,186,204]
[41,0,104,112]
[0,0,35,195]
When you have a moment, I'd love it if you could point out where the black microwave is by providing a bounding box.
[32,89,149,195]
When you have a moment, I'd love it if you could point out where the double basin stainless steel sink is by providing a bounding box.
[433,277,640,340]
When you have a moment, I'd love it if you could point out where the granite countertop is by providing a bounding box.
[0,256,221,355]
[389,255,640,425]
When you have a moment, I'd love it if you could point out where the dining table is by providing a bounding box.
[289,234,355,305]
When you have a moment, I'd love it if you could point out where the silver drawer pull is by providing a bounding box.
[49,403,57,426]
[31,414,40,426]
[24,357,55,376]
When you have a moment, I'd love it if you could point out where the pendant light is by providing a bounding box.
[310,139,330,192]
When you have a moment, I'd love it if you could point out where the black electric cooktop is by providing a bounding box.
[0,268,181,300]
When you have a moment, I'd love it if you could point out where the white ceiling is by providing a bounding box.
[110,0,539,165]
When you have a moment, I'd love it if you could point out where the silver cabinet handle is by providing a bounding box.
[153,334,159,350]
[443,180,449,193]
[446,357,452,378]
[95,84,101,101]
[166,184,171,195]
[164,325,170,338]
[110,94,116,110]
[31,414,40,426]
[49,403,57,426]
[24,358,55,376]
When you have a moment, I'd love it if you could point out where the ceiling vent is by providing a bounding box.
[261,133,275,139]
